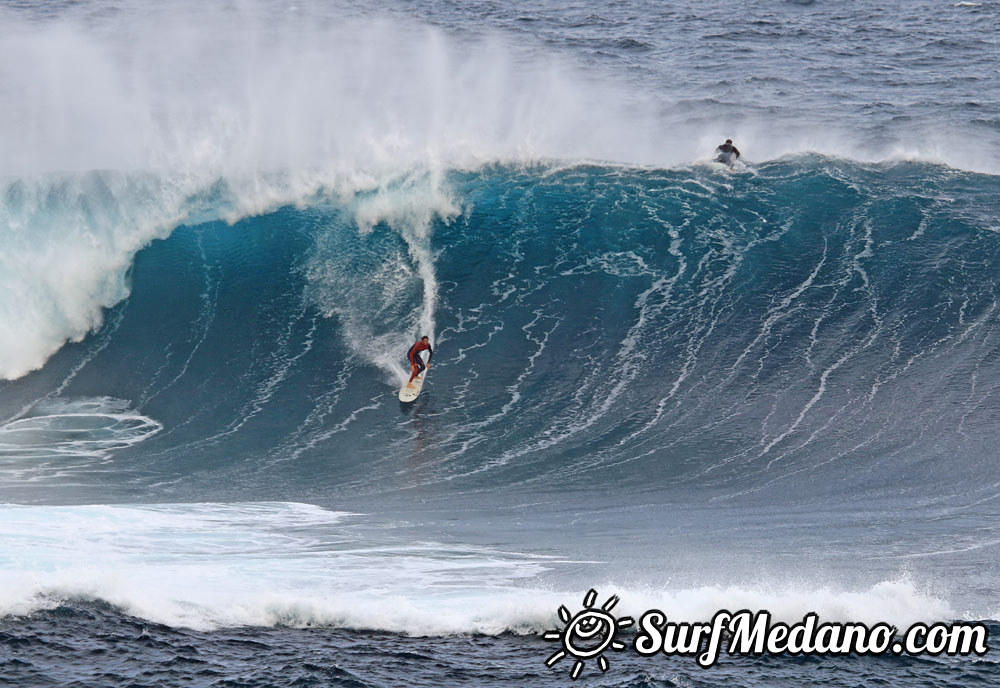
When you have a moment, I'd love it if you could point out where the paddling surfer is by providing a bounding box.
[714,138,741,165]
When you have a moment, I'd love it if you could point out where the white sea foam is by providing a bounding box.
[0,502,964,633]
[0,502,553,633]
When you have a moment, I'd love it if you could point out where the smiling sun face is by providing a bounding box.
[543,590,634,680]
[566,610,615,657]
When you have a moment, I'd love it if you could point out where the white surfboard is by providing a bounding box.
[398,371,426,403]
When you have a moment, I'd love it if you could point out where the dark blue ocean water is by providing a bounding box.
[1,1,998,686]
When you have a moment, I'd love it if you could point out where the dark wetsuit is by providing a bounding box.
[408,340,433,376]
[715,142,741,163]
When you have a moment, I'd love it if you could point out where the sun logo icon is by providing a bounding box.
[543,589,634,680]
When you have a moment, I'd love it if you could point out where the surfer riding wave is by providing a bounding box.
[407,336,433,388]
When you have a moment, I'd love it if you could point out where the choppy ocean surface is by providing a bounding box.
[1,0,998,686]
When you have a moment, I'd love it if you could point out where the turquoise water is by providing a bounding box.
[1,1,998,686]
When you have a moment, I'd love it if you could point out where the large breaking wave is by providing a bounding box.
[1,159,998,508]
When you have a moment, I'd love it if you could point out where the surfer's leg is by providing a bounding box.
[407,360,425,386]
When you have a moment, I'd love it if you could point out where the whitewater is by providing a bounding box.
[1,1,998,686]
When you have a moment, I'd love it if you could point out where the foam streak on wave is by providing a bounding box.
[0,398,160,484]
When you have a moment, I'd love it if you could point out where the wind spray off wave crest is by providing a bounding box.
[2,0,997,180]
[0,1,664,179]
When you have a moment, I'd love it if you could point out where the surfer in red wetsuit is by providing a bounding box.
[407,336,433,387]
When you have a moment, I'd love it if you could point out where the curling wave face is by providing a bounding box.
[0,160,997,513]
